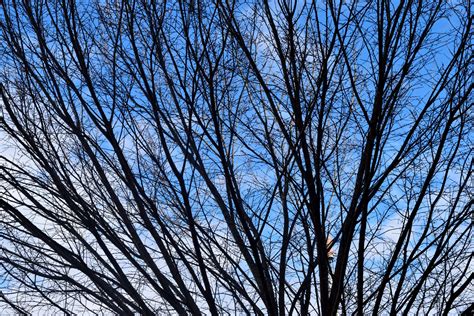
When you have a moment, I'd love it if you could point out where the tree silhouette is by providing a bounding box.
[0,0,472,314]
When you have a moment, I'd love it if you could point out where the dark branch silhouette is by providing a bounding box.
[0,0,472,314]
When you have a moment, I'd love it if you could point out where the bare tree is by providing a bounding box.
[0,0,472,314]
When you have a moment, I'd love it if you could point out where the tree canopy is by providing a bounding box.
[0,0,472,314]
